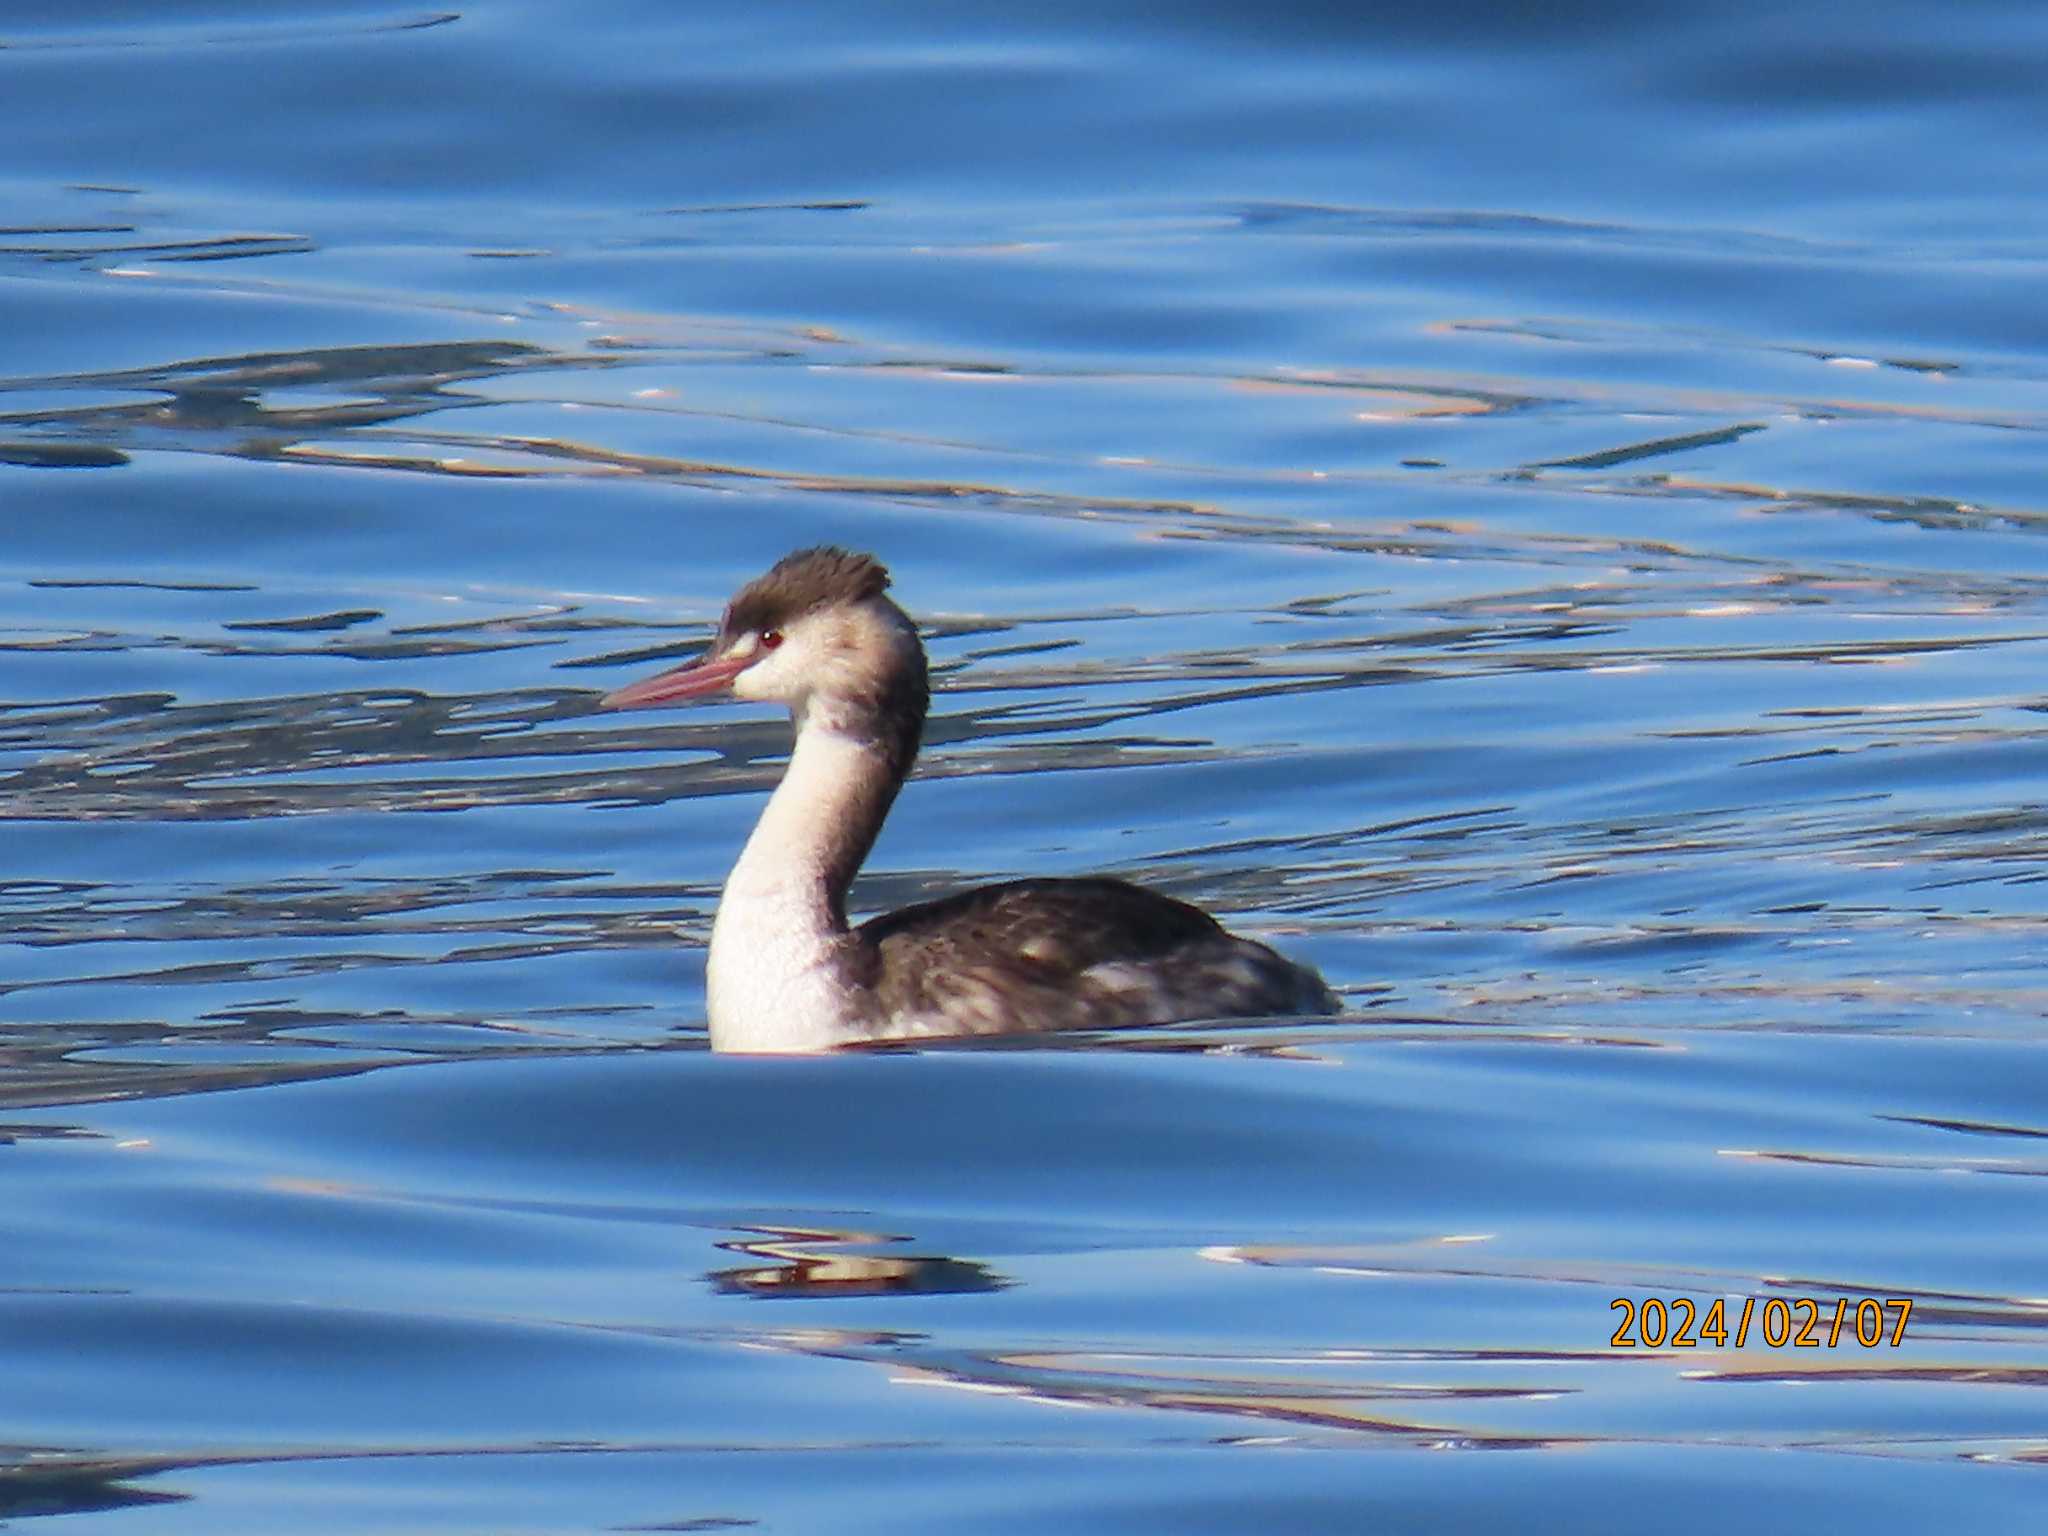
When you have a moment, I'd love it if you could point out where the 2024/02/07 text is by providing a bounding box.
[1610,1296,1912,1349]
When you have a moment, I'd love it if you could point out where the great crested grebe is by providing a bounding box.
[601,547,1338,1052]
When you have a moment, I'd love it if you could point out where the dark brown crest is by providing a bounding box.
[722,547,893,639]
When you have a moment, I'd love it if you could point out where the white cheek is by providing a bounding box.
[732,645,801,702]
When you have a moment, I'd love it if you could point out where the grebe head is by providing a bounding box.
[602,547,928,757]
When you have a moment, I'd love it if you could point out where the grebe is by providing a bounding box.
[601,547,1338,1052]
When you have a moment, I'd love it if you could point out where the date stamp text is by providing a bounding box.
[1609,1295,1912,1349]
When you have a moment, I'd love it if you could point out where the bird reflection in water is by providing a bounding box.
[710,1225,1007,1299]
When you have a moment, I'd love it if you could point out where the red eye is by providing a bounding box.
[761,629,784,650]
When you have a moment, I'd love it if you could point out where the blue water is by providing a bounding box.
[5,2,2047,1529]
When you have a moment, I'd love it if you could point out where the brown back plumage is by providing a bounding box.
[855,876,1338,1036]
[721,547,893,643]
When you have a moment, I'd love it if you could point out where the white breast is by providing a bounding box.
[704,726,879,1053]
[706,895,864,1052]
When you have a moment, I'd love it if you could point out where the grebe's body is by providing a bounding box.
[603,548,1337,1052]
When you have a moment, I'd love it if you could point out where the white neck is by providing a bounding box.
[705,714,898,1052]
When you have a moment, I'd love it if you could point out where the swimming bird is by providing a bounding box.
[601,547,1338,1052]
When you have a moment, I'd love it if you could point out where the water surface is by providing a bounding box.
[3,2,2046,1529]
